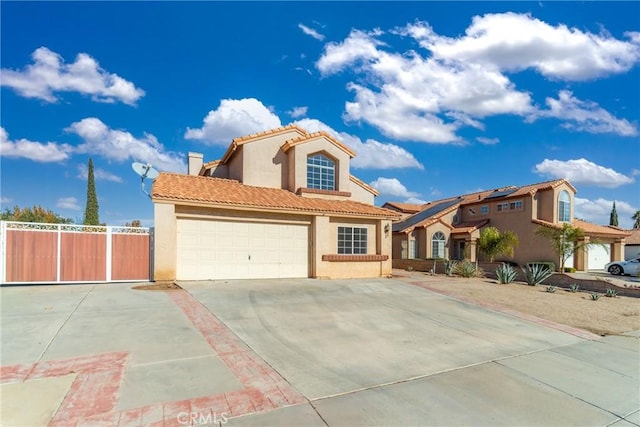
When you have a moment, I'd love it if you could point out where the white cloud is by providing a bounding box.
[574,197,636,228]
[185,98,282,145]
[0,127,72,162]
[298,24,325,41]
[534,158,634,188]
[66,118,185,173]
[288,106,308,118]
[476,136,499,145]
[77,164,123,183]
[409,13,640,81]
[369,177,420,198]
[293,118,423,170]
[315,14,639,142]
[0,197,12,205]
[405,197,428,205]
[0,47,144,105]
[57,197,81,211]
[531,90,637,136]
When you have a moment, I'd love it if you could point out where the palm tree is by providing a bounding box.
[477,227,519,262]
[535,223,607,271]
[633,210,640,229]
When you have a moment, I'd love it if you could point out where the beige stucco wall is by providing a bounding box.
[154,202,393,280]
[209,164,228,178]
[227,147,244,183]
[287,138,351,193]
[240,131,299,188]
[349,179,375,205]
[153,202,177,281]
[313,217,392,278]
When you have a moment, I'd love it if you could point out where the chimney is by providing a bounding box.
[188,152,203,176]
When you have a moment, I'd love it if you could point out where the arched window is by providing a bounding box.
[307,154,335,190]
[558,190,571,222]
[432,231,446,259]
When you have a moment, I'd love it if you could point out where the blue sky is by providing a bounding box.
[1,2,639,228]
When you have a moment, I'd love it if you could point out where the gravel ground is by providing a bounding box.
[399,272,640,336]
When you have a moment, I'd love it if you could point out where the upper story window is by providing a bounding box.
[558,190,571,222]
[496,202,509,212]
[480,205,489,215]
[307,154,335,190]
[509,200,523,211]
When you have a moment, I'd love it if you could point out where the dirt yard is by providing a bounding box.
[399,273,640,336]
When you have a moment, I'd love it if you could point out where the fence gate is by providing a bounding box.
[0,221,153,284]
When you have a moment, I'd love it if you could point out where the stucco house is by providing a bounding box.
[386,179,629,271]
[624,229,640,260]
[151,125,400,281]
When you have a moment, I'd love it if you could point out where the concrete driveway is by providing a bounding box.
[1,277,638,426]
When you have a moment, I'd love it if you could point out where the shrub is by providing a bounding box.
[546,285,557,293]
[521,264,553,286]
[453,260,479,278]
[605,288,618,297]
[590,293,600,301]
[495,263,517,284]
[569,283,580,293]
[406,265,414,272]
[444,260,457,277]
[564,267,577,273]
[527,261,555,272]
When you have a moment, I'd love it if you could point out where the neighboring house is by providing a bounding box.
[386,179,629,271]
[624,229,640,260]
[151,125,400,281]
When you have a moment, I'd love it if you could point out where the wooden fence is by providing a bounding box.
[0,221,153,284]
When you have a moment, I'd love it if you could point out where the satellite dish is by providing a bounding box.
[132,162,159,198]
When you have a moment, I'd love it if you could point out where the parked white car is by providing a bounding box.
[605,258,640,276]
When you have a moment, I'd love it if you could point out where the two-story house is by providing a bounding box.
[386,179,629,271]
[151,125,400,281]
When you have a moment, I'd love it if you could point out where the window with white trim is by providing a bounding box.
[307,154,335,190]
[558,190,571,222]
[496,202,509,212]
[409,239,418,259]
[432,231,446,259]
[338,226,367,254]
[480,205,489,215]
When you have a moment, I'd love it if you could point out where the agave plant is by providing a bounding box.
[444,260,457,277]
[521,264,553,286]
[605,288,618,297]
[590,293,601,301]
[453,260,478,278]
[546,285,557,293]
[495,263,517,284]
[569,283,580,293]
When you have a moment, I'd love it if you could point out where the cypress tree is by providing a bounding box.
[609,202,618,227]
[83,157,100,225]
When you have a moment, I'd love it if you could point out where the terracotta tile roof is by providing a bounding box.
[451,219,490,234]
[382,202,423,214]
[532,218,631,238]
[152,173,400,219]
[231,124,307,144]
[625,229,640,245]
[281,132,356,158]
[221,125,307,163]
[350,175,379,196]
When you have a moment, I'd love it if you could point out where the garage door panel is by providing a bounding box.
[588,244,610,270]
[177,219,308,280]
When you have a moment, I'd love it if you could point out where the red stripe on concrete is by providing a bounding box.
[0,364,31,383]
[168,290,306,419]
[408,280,601,340]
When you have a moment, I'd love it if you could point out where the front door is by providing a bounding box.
[455,240,466,260]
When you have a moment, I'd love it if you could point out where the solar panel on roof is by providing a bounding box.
[392,198,460,232]
[484,189,517,200]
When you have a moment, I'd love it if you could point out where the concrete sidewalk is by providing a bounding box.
[1,278,638,426]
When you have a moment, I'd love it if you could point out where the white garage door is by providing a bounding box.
[177,219,308,280]
[588,244,610,270]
